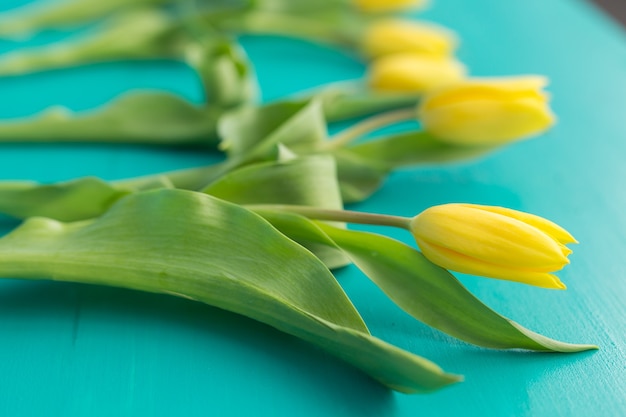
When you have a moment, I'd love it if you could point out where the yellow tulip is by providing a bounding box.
[362,19,457,58]
[409,203,577,289]
[353,0,428,13]
[418,76,555,145]
[368,53,466,93]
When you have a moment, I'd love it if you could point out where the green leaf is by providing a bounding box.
[0,92,221,146]
[203,154,342,208]
[304,81,421,123]
[0,189,460,393]
[0,9,181,76]
[320,224,598,352]
[116,164,224,192]
[330,131,500,203]
[350,131,499,168]
[0,160,230,222]
[249,0,352,14]
[218,99,327,160]
[254,211,597,353]
[0,0,171,38]
[0,177,132,221]
[203,154,349,268]
[215,10,353,46]
[333,149,390,203]
[0,172,180,221]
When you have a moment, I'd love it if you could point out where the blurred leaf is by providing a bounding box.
[251,0,350,14]
[0,91,221,146]
[333,149,390,203]
[117,164,223,192]
[323,92,420,123]
[300,81,420,123]
[0,160,228,221]
[0,189,460,393]
[218,99,327,160]
[253,211,597,352]
[0,9,182,76]
[350,131,499,168]
[0,177,132,221]
[328,131,500,203]
[0,0,172,38]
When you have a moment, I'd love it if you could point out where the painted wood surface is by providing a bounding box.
[0,0,624,416]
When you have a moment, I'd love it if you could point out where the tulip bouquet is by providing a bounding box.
[0,0,596,394]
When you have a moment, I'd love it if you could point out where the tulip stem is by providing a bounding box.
[219,11,350,46]
[246,204,412,229]
[323,107,417,150]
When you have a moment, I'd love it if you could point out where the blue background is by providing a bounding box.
[0,0,624,416]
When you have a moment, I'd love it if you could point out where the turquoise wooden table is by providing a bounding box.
[0,0,624,415]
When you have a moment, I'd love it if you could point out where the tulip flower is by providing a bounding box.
[418,76,556,145]
[368,53,466,93]
[353,0,427,13]
[409,203,577,289]
[362,19,457,58]
[242,201,577,289]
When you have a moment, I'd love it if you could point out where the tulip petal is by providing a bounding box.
[458,204,577,244]
[363,19,458,58]
[416,239,567,289]
[420,76,549,111]
[368,54,466,93]
[354,0,428,13]
[411,204,570,269]
[417,76,556,145]
[419,96,555,145]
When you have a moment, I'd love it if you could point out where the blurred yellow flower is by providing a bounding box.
[409,203,577,289]
[368,53,466,93]
[362,19,457,58]
[418,76,555,145]
[353,0,427,13]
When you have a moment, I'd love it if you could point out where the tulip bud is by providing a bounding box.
[362,19,457,58]
[418,76,555,145]
[353,0,428,13]
[409,203,577,289]
[368,53,466,94]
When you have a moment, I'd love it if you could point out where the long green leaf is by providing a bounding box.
[350,131,499,168]
[0,92,221,145]
[203,154,343,208]
[332,131,499,203]
[0,0,171,38]
[333,149,390,203]
[297,81,421,123]
[254,210,598,352]
[203,154,349,268]
[0,177,133,221]
[218,99,327,160]
[0,9,181,76]
[0,189,460,393]
[0,163,228,221]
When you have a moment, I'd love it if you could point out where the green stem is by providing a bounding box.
[221,11,348,45]
[322,107,417,150]
[247,204,412,229]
